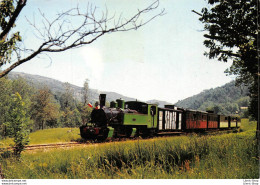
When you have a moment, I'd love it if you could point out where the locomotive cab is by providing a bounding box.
[123,101,158,135]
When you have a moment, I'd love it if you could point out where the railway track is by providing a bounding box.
[1,138,134,151]
[0,142,89,152]
[24,142,84,150]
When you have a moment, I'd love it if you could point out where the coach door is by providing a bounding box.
[150,105,157,128]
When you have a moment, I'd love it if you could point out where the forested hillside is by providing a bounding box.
[0,76,88,136]
[8,72,136,103]
[1,72,250,140]
[0,72,137,137]
[175,81,250,116]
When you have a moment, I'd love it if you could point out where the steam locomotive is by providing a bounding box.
[80,94,241,140]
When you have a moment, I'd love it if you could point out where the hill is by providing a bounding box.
[175,81,249,116]
[8,72,144,104]
[8,72,249,115]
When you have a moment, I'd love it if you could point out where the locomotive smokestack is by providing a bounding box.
[99,94,106,108]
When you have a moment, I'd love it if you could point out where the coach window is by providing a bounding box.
[141,105,148,114]
[204,115,207,121]
[193,114,197,121]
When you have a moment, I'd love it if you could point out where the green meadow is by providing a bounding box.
[0,128,81,148]
[0,119,259,179]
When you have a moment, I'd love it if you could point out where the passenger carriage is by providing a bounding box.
[207,111,218,129]
[157,106,183,132]
[219,115,229,129]
[184,110,208,130]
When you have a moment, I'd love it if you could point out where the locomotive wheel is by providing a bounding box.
[113,126,133,138]
[136,127,147,138]
[97,128,109,141]
[136,128,156,138]
[125,127,133,138]
[113,128,119,138]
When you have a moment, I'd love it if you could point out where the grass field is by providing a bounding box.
[0,128,81,147]
[240,118,257,131]
[0,119,258,179]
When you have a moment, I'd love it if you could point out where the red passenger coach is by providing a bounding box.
[185,110,207,130]
[207,112,218,129]
[198,111,208,129]
[185,110,196,129]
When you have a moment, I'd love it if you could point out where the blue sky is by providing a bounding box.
[11,0,235,103]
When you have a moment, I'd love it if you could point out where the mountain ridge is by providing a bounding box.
[8,72,249,115]
[175,81,249,115]
[8,72,172,106]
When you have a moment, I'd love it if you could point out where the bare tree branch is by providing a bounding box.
[191,10,202,16]
[0,0,165,78]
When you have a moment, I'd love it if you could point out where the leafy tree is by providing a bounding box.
[0,0,164,78]
[45,118,60,128]
[4,92,30,156]
[11,77,35,128]
[77,103,92,125]
[225,102,239,114]
[11,77,35,101]
[59,83,82,127]
[193,0,258,127]
[82,79,89,106]
[0,77,13,137]
[61,107,81,128]
[0,0,23,65]
[0,76,35,138]
[78,79,92,125]
[31,87,60,130]
[206,105,223,114]
[236,96,250,107]
[59,83,76,111]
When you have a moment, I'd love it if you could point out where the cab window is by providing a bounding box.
[150,106,156,116]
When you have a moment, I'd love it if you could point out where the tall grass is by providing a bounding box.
[0,119,258,179]
[1,130,258,179]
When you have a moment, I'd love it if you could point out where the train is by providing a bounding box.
[80,94,241,140]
